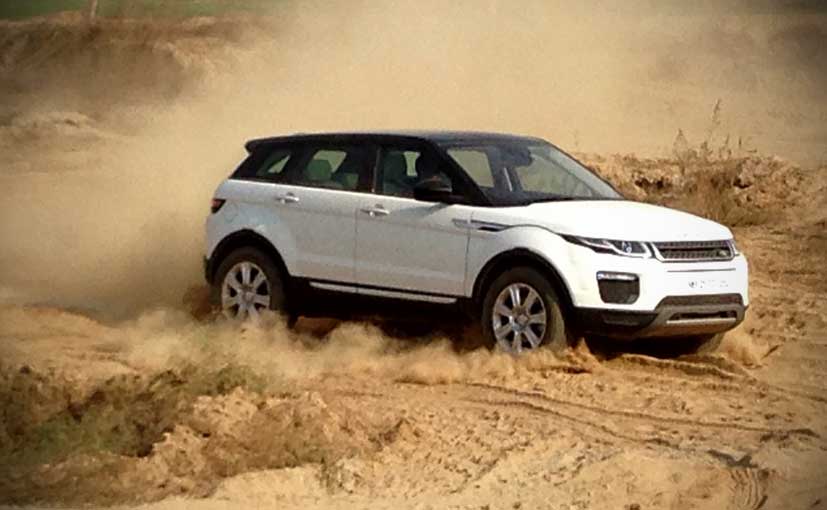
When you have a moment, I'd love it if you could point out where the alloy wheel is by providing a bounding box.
[220,261,271,320]
[491,282,548,353]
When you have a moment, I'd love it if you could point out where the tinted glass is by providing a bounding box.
[440,140,621,205]
[447,148,493,187]
[377,148,455,198]
[254,149,292,179]
[232,145,295,182]
[294,146,370,191]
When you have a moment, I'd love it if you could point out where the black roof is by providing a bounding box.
[245,130,545,152]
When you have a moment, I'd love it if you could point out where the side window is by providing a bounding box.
[254,149,292,180]
[378,149,420,197]
[232,145,295,182]
[448,149,493,187]
[377,147,458,198]
[293,146,370,191]
[514,146,592,195]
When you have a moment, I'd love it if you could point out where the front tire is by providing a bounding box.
[212,247,287,321]
[481,267,572,353]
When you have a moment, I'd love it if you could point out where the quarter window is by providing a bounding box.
[254,149,292,179]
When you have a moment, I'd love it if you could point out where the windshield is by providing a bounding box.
[440,140,622,205]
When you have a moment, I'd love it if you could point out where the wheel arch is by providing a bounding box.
[471,248,575,314]
[206,230,289,285]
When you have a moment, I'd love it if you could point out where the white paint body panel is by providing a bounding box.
[207,180,749,312]
[355,196,471,296]
[207,180,360,283]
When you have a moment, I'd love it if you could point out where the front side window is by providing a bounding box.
[440,140,622,205]
[293,146,370,191]
[377,147,458,198]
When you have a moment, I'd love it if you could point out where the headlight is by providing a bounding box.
[563,235,652,258]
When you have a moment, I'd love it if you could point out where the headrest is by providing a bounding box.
[383,152,408,180]
[415,153,436,178]
[305,159,333,182]
[336,172,359,189]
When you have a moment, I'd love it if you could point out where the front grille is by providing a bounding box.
[653,240,733,262]
[658,294,743,307]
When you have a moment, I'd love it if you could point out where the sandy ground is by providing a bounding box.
[1,4,827,509]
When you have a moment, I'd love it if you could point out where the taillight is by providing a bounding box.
[211,198,226,214]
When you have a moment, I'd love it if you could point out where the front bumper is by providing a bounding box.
[563,244,749,311]
[575,294,747,339]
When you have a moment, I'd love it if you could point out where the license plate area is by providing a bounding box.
[666,271,737,294]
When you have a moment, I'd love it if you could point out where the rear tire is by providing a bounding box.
[481,267,572,353]
[212,247,287,321]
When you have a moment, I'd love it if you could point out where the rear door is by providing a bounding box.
[354,143,473,299]
[233,141,374,283]
[277,143,374,282]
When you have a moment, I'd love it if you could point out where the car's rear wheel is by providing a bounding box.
[212,247,286,321]
[481,267,572,353]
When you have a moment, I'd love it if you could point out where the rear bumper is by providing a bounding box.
[574,294,747,338]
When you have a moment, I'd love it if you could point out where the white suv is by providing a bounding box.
[205,131,748,353]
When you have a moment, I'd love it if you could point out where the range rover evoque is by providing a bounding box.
[204,131,748,353]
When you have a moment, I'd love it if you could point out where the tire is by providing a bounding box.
[211,247,287,321]
[481,266,572,353]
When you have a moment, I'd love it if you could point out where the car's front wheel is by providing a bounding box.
[212,247,287,321]
[481,267,572,354]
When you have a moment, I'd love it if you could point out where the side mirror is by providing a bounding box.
[413,178,453,203]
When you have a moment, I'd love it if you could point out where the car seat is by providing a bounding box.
[383,152,412,196]
[304,159,341,188]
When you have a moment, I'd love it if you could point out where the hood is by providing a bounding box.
[472,200,732,242]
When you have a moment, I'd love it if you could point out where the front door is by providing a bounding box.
[355,146,472,298]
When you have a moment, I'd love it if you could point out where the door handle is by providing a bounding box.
[275,193,300,204]
[360,205,390,217]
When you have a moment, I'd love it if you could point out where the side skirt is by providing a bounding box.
[290,278,475,322]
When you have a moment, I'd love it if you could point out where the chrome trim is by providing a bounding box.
[666,268,736,273]
[651,240,735,263]
[274,193,300,204]
[360,205,390,217]
[596,271,638,281]
[310,282,359,294]
[309,282,457,304]
[665,317,737,326]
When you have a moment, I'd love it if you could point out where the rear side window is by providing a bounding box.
[232,145,295,182]
[292,146,371,191]
[254,150,291,179]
